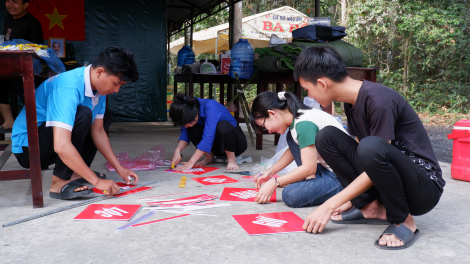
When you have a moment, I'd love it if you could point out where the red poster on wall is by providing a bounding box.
[219,187,276,203]
[232,211,305,235]
[74,204,141,221]
[191,175,237,185]
[28,0,85,40]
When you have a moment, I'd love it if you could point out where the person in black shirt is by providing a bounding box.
[1,0,43,133]
[293,46,444,250]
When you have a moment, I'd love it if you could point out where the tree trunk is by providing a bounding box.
[402,38,409,94]
[341,0,347,26]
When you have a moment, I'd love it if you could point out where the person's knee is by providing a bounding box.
[103,108,113,130]
[216,120,232,134]
[357,136,388,167]
[75,106,93,126]
[315,126,343,150]
[282,185,303,208]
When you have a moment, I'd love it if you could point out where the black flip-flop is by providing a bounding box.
[75,171,107,184]
[331,206,389,225]
[0,126,12,133]
[49,180,93,200]
[375,224,421,250]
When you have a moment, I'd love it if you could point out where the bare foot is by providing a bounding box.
[49,173,89,193]
[0,121,14,129]
[331,201,353,217]
[331,199,386,221]
[379,214,417,248]
[225,151,239,170]
[195,152,215,166]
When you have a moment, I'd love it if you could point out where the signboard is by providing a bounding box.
[219,187,276,203]
[232,211,305,235]
[74,204,141,221]
[191,175,238,185]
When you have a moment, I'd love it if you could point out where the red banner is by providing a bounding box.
[28,0,85,41]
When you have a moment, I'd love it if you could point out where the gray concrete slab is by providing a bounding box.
[1,122,469,263]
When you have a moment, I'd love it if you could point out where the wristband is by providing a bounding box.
[274,177,281,188]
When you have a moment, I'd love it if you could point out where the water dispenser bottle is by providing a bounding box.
[229,39,254,79]
[177,46,195,66]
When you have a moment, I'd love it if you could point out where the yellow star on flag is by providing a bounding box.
[45,7,67,30]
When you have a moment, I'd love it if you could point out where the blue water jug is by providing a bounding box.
[229,39,254,79]
[177,46,195,66]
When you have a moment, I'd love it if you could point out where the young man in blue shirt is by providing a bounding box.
[12,46,140,199]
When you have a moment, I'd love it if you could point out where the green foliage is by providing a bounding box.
[347,0,470,113]
[170,0,470,115]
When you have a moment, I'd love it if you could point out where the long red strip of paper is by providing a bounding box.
[131,214,190,227]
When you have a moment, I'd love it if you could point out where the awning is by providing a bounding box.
[169,6,309,55]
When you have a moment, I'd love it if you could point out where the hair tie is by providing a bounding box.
[278,91,287,101]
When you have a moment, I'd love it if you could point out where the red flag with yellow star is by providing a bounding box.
[28,0,85,41]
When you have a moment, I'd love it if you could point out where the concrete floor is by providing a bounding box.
[0,122,469,263]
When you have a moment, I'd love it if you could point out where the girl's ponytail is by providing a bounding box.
[250,91,310,133]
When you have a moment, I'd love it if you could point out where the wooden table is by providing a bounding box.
[174,73,231,104]
[0,50,43,208]
[173,73,257,124]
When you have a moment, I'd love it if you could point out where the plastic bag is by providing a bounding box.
[269,34,287,47]
[1,39,65,74]
[105,145,166,171]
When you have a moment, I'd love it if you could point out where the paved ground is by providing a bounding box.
[424,125,453,164]
[1,122,469,263]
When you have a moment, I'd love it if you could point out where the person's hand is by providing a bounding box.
[255,169,272,189]
[255,178,276,204]
[94,179,120,197]
[174,161,194,171]
[303,203,335,233]
[171,151,182,167]
[116,167,139,185]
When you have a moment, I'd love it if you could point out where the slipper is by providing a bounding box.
[331,206,389,225]
[49,180,93,200]
[75,171,107,184]
[214,156,227,163]
[375,224,421,250]
[0,126,12,134]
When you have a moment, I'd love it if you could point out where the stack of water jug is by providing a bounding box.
[229,39,254,79]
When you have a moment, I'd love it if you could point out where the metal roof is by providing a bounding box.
[167,0,242,36]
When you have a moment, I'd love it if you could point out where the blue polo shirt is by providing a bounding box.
[178,98,238,153]
[11,66,107,154]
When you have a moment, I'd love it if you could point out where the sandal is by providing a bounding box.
[75,171,107,184]
[331,206,389,225]
[375,224,421,250]
[49,180,93,200]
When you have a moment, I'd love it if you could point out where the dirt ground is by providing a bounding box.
[423,125,453,163]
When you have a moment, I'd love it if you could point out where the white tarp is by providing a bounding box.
[169,6,308,55]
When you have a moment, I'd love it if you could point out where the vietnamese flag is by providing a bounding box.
[28,0,85,41]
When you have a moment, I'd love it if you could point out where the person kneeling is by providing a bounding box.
[12,46,140,199]
[169,94,247,171]
[250,91,344,207]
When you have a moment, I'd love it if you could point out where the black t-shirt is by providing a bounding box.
[3,13,43,44]
[344,80,445,191]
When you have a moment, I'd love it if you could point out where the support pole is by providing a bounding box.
[233,1,243,44]
[315,0,321,17]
